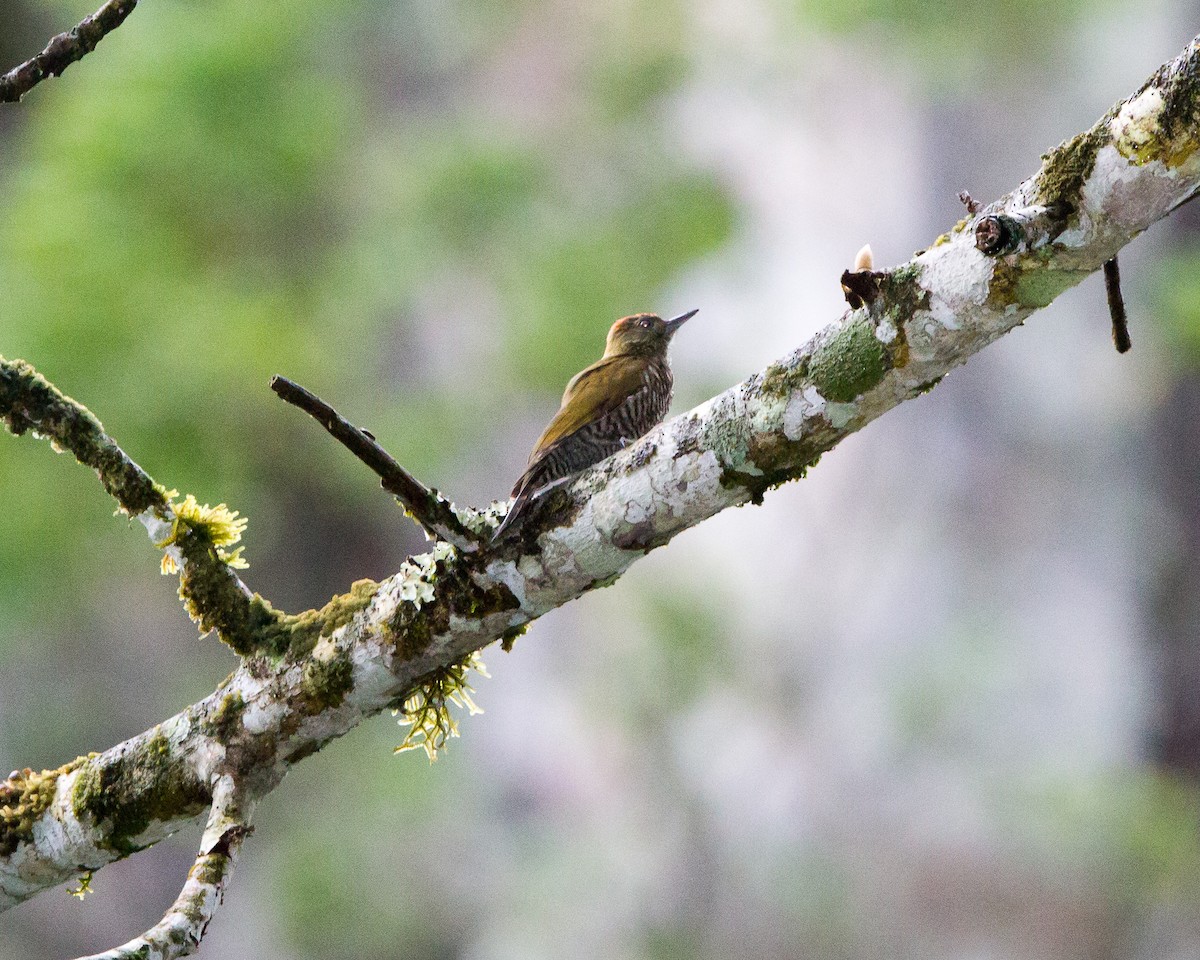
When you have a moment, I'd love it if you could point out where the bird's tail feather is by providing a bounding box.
[492,483,534,541]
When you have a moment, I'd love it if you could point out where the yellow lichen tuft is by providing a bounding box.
[171,494,247,547]
[1,758,88,856]
[156,492,249,574]
[393,652,489,762]
[218,546,249,569]
[68,870,94,900]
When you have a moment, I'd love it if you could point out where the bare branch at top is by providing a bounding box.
[0,0,139,104]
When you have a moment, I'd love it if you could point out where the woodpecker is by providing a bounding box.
[493,309,697,540]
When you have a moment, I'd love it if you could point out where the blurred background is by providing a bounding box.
[2,0,1199,957]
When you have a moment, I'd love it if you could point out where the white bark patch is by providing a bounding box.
[918,243,990,330]
[782,387,822,441]
[517,554,545,582]
[1110,86,1164,156]
[242,699,287,735]
[538,508,618,584]
[136,509,181,572]
[348,652,402,705]
[875,317,899,344]
[1086,143,1200,239]
[483,559,529,609]
[136,510,173,543]
[929,300,961,331]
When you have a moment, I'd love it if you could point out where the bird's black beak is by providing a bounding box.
[665,308,699,335]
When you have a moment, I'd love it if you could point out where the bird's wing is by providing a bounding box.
[527,355,647,464]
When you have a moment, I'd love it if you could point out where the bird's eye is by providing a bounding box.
[639,318,651,328]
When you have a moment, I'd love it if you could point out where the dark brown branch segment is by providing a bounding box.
[0,0,138,104]
[1104,256,1131,353]
[270,376,488,552]
[840,269,882,310]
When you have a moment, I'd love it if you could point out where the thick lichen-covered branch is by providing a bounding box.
[69,731,211,858]
[4,31,1200,960]
[0,0,138,103]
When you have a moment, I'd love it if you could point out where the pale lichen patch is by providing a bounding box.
[782,386,824,442]
[394,547,449,608]
[1111,86,1165,163]
[825,401,858,429]
[517,554,545,583]
[928,296,961,331]
[242,698,287,736]
[875,318,900,344]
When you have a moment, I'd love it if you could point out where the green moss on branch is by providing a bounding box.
[809,318,888,403]
[175,530,281,655]
[255,579,379,659]
[300,656,355,712]
[0,757,88,856]
[70,732,210,855]
[1035,126,1107,212]
[202,691,246,740]
[987,255,1090,310]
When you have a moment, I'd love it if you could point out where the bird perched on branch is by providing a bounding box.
[493,309,698,541]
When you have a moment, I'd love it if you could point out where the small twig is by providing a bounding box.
[76,777,254,960]
[0,0,139,104]
[269,376,486,552]
[1104,256,1131,353]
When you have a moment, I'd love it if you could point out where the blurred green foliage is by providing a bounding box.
[0,0,735,630]
[0,0,734,954]
[792,0,1098,85]
[1153,249,1200,368]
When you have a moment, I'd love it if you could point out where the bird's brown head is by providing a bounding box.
[604,309,698,358]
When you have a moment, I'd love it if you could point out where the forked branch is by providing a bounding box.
[77,778,254,960]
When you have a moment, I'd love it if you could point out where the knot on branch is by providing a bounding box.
[840,269,883,310]
[975,215,1020,255]
[973,204,1070,257]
